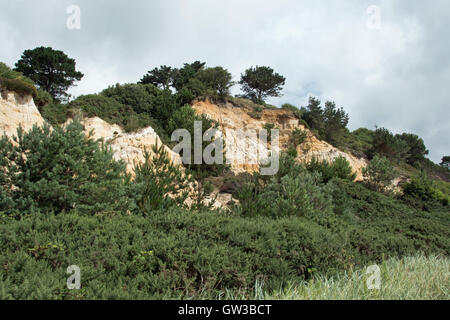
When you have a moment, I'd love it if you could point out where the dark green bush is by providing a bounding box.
[34,89,53,108]
[0,78,37,97]
[403,172,449,207]
[132,143,192,213]
[306,156,356,183]
[0,120,133,215]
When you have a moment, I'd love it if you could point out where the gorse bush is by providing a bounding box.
[0,120,133,215]
[306,156,356,183]
[403,172,449,207]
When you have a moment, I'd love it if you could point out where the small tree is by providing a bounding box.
[239,66,285,103]
[396,133,429,166]
[0,120,131,214]
[140,65,175,90]
[194,67,234,98]
[14,47,83,102]
[440,156,449,170]
[362,155,397,192]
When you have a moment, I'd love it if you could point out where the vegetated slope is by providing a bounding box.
[193,98,368,180]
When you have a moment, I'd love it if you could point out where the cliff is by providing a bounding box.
[0,89,45,138]
[193,99,367,180]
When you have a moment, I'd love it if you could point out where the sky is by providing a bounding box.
[1,0,449,163]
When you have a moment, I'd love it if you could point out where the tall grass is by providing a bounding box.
[263,254,449,300]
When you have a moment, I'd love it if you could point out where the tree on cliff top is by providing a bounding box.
[14,47,83,102]
[239,66,285,104]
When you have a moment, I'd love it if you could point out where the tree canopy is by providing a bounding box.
[239,66,285,103]
[14,47,83,102]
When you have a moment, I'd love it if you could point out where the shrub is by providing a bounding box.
[0,78,37,97]
[306,156,356,183]
[0,120,133,214]
[194,67,234,99]
[403,172,449,207]
[370,127,409,161]
[34,89,53,108]
[289,128,307,147]
[362,155,397,192]
[101,83,160,114]
[132,143,192,213]
[396,133,429,166]
[236,162,334,218]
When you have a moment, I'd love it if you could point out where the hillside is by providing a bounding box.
[193,98,367,180]
[1,62,449,300]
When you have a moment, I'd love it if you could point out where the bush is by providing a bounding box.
[362,155,397,192]
[132,143,192,213]
[370,127,409,161]
[0,120,133,215]
[0,78,37,97]
[34,89,53,108]
[403,172,449,207]
[306,156,356,183]
[0,194,448,299]
[289,128,307,147]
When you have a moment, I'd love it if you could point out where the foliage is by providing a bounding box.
[14,47,83,102]
[265,254,450,300]
[34,89,53,108]
[172,61,206,91]
[0,78,37,98]
[396,133,429,166]
[289,128,307,148]
[132,143,192,213]
[167,105,227,178]
[0,120,132,215]
[369,127,409,161]
[306,156,356,183]
[362,155,397,192]
[302,97,349,146]
[440,156,450,170]
[194,67,234,99]
[140,65,175,90]
[403,172,449,207]
[239,66,285,103]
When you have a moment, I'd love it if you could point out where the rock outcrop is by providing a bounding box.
[0,89,45,138]
[66,117,182,174]
[193,99,367,180]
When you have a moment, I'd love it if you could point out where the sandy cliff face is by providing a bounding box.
[193,99,367,180]
[0,90,45,138]
[66,117,182,173]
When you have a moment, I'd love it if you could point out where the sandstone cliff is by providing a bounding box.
[65,117,182,174]
[193,99,367,180]
[0,89,45,138]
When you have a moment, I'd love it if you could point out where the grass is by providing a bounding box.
[262,254,449,300]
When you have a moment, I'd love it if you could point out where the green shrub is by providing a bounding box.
[403,172,449,207]
[132,143,192,213]
[34,89,53,108]
[0,78,37,97]
[289,128,307,147]
[306,156,356,183]
[362,155,397,192]
[0,120,133,215]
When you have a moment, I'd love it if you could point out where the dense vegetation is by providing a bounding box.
[0,48,449,299]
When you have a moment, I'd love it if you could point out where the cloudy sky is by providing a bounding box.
[1,0,449,162]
